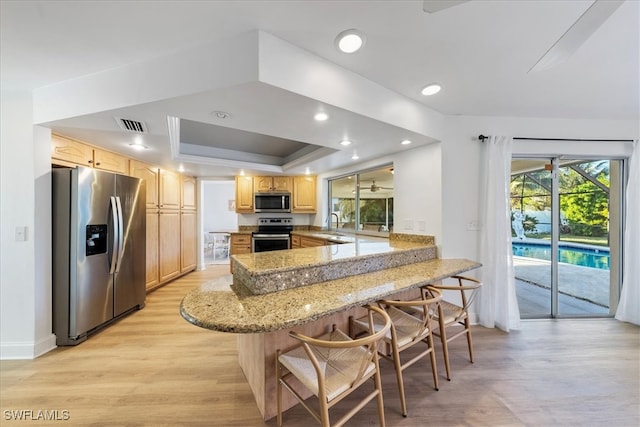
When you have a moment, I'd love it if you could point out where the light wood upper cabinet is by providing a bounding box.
[93,148,129,175]
[254,176,292,193]
[235,176,254,213]
[130,160,159,209]
[52,133,128,174]
[159,169,181,210]
[292,175,317,213]
[51,134,94,167]
[181,176,197,210]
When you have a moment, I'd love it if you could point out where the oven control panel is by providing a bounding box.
[257,217,292,226]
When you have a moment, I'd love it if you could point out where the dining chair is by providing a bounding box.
[423,275,482,381]
[276,305,391,427]
[211,233,230,262]
[203,233,214,256]
[351,287,442,417]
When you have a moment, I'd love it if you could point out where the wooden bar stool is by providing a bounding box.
[351,287,442,417]
[423,275,482,381]
[276,305,391,427]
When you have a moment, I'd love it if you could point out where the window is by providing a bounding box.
[328,166,394,235]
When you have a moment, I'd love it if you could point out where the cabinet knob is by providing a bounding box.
[88,160,93,164]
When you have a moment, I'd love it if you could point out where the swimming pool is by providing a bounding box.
[512,242,610,270]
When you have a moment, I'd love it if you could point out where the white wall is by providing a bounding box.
[201,181,238,232]
[0,90,56,359]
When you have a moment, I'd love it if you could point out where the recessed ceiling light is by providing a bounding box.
[401,139,412,145]
[340,139,352,146]
[421,83,442,96]
[352,153,360,160]
[335,29,366,53]
[314,112,329,121]
[128,143,148,151]
[211,110,232,119]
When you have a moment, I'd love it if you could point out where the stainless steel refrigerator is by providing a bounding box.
[52,166,146,345]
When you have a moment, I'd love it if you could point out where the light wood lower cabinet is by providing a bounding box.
[230,234,252,255]
[299,236,327,248]
[159,210,181,283]
[181,210,197,273]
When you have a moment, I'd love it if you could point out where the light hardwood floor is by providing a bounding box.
[1,266,638,426]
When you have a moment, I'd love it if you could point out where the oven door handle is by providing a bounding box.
[252,234,291,239]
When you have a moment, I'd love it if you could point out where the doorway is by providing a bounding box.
[511,157,623,318]
[201,181,237,265]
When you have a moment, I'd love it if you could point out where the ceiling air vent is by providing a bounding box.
[115,117,147,133]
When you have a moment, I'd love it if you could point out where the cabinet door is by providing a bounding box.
[51,134,93,167]
[291,234,301,249]
[130,160,159,209]
[181,211,197,273]
[159,170,181,210]
[272,176,292,192]
[93,148,129,175]
[181,176,197,210]
[158,210,181,282]
[300,236,326,248]
[293,176,317,213]
[254,176,273,193]
[145,210,159,289]
[235,176,254,213]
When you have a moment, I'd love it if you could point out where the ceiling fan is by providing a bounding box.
[359,180,393,192]
[422,0,625,72]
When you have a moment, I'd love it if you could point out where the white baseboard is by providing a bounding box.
[0,334,57,360]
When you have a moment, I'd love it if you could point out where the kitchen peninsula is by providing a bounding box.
[180,233,481,420]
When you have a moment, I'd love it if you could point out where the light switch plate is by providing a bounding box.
[15,226,27,241]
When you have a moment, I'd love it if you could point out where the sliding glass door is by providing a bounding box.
[511,157,623,318]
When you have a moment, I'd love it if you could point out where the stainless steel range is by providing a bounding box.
[252,218,293,252]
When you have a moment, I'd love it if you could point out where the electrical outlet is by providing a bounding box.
[467,221,481,231]
[404,220,413,230]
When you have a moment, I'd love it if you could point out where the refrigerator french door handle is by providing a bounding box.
[109,196,119,275]
[115,196,124,273]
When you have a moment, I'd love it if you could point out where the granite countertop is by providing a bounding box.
[180,257,481,333]
[233,237,428,273]
[231,235,439,294]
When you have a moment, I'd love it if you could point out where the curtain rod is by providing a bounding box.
[477,134,634,143]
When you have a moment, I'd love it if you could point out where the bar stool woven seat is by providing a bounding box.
[276,305,391,427]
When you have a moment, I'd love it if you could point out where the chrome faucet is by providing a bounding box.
[331,213,340,229]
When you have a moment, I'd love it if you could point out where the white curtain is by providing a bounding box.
[478,135,521,331]
[615,139,640,325]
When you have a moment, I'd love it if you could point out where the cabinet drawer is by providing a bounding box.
[231,234,251,244]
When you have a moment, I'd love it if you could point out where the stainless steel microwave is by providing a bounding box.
[254,192,291,213]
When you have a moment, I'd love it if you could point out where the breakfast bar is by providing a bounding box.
[180,233,481,420]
